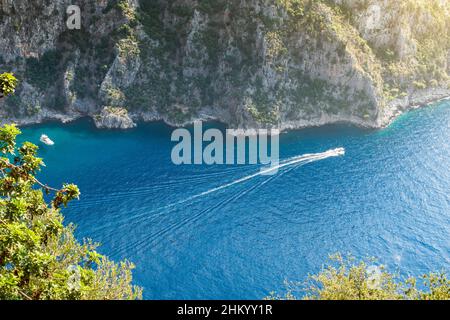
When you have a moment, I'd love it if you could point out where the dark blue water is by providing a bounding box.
[18,100,450,299]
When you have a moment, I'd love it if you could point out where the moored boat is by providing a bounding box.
[40,134,54,146]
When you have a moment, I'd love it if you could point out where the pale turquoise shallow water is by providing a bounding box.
[18,100,450,299]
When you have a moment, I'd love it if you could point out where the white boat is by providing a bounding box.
[40,134,55,146]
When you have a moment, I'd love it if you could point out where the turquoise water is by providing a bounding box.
[18,100,450,299]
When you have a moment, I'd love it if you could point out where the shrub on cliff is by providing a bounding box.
[267,254,450,300]
[0,73,18,98]
[0,123,142,300]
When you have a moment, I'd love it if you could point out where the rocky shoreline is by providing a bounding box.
[2,86,450,133]
[1,1,448,134]
[93,106,136,129]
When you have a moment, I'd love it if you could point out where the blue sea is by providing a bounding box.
[18,100,450,299]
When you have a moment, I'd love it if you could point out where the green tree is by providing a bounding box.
[267,254,450,300]
[0,73,18,98]
[0,104,142,299]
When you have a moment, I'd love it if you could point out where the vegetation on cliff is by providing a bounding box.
[0,0,449,127]
[267,254,450,300]
[0,73,17,98]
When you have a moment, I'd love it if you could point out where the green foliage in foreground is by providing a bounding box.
[0,73,18,98]
[0,123,142,300]
[267,254,450,300]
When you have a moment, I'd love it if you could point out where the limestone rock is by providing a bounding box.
[94,106,136,129]
[0,0,448,130]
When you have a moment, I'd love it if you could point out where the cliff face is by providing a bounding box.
[0,0,449,129]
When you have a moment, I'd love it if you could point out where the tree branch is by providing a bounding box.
[0,158,60,192]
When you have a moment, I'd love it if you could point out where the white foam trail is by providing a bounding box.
[89,148,345,236]
[115,164,300,255]
[176,147,345,204]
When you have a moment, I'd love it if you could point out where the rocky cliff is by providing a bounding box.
[0,0,449,129]
[94,106,136,129]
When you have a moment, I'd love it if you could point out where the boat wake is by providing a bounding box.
[107,147,345,256]
[182,147,345,202]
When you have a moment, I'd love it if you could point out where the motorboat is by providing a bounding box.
[40,134,55,146]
